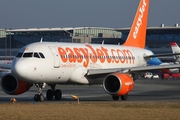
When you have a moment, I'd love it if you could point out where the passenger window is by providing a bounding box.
[39,52,45,58]
[16,52,23,58]
[34,52,40,58]
[23,52,33,57]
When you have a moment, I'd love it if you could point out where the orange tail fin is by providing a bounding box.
[123,0,149,48]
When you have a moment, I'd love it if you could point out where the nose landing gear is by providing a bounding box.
[34,83,46,102]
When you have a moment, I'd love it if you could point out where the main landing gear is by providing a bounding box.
[46,84,62,100]
[112,94,128,101]
[34,83,62,102]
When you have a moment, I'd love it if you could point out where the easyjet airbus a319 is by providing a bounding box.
[1,0,180,102]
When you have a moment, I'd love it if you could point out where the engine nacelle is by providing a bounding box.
[1,74,33,95]
[103,73,134,96]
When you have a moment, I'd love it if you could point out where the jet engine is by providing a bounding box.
[1,74,33,95]
[103,73,134,96]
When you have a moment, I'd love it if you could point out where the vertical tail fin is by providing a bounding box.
[170,42,180,62]
[123,0,149,48]
[171,42,180,53]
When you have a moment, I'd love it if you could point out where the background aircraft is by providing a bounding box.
[170,42,180,63]
[146,47,179,74]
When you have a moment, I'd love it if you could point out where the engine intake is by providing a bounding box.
[1,74,33,95]
[103,73,134,96]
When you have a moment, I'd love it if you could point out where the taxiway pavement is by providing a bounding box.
[0,78,180,103]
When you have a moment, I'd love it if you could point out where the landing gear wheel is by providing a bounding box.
[34,94,44,102]
[39,94,44,102]
[34,94,39,102]
[121,94,128,100]
[46,89,54,100]
[34,83,46,102]
[47,84,62,101]
[55,89,62,100]
[112,95,119,100]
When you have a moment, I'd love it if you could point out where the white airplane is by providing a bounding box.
[170,42,180,62]
[1,0,180,102]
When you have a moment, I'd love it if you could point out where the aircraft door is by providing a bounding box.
[48,46,60,68]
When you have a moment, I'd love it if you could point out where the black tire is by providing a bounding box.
[46,89,54,100]
[39,94,44,102]
[112,95,119,100]
[34,94,39,102]
[55,89,62,100]
[121,94,128,100]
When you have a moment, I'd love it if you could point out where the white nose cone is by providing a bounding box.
[11,60,29,79]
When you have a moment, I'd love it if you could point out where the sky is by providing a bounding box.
[0,0,180,29]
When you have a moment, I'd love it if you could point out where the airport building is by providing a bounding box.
[0,29,6,48]
[0,27,123,57]
[1,24,180,58]
[117,24,180,54]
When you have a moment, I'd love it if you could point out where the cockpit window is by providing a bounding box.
[16,52,23,58]
[34,52,40,58]
[16,52,45,59]
[39,52,45,58]
[23,52,33,57]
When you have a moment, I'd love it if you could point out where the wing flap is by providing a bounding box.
[87,68,122,75]
[87,64,180,76]
[0,64,11,69]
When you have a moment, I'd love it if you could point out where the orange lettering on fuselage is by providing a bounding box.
[57,45,135,68]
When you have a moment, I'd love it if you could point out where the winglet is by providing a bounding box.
[123,0,149,48]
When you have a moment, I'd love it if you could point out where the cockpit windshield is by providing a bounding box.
[23,52,33,57]
[16,52,23,58]
[39,53,45,58]
[16,52,45,59]
[34,52,40,58]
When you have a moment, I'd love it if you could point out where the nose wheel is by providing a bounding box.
[34,93,44,102]
[34,83,46,102]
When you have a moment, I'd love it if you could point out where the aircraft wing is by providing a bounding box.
[87,64,180,76]
[0,63,11,73]
[144,53,180,58]
[0,64,11,70]
[0,64,11,78]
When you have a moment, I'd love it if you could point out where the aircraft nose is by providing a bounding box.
[11,60,29,79]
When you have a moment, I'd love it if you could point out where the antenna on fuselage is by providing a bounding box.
[40,37,43,43]
[102,40,104,45]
